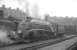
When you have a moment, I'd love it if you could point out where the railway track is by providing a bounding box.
[66,40,77,50]
[18,35,77,50]
[0,35,76,50]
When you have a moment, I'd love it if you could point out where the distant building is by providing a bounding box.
[0,5,26,19]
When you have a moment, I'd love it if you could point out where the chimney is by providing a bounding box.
[44,14,50,21]
[2,4,5,8]
[17,8,19,11]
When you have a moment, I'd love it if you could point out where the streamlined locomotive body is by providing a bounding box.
[0,10,56,43]
[0,11,56,43]
[8,17,56,42]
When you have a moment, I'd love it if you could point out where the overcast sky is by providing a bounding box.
[0,0,77,17]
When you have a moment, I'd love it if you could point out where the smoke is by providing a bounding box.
[0,29,14,44]
[0,0,2,3]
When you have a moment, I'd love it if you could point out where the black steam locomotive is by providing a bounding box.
[0,10,56,43]
[6,17,56,43]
